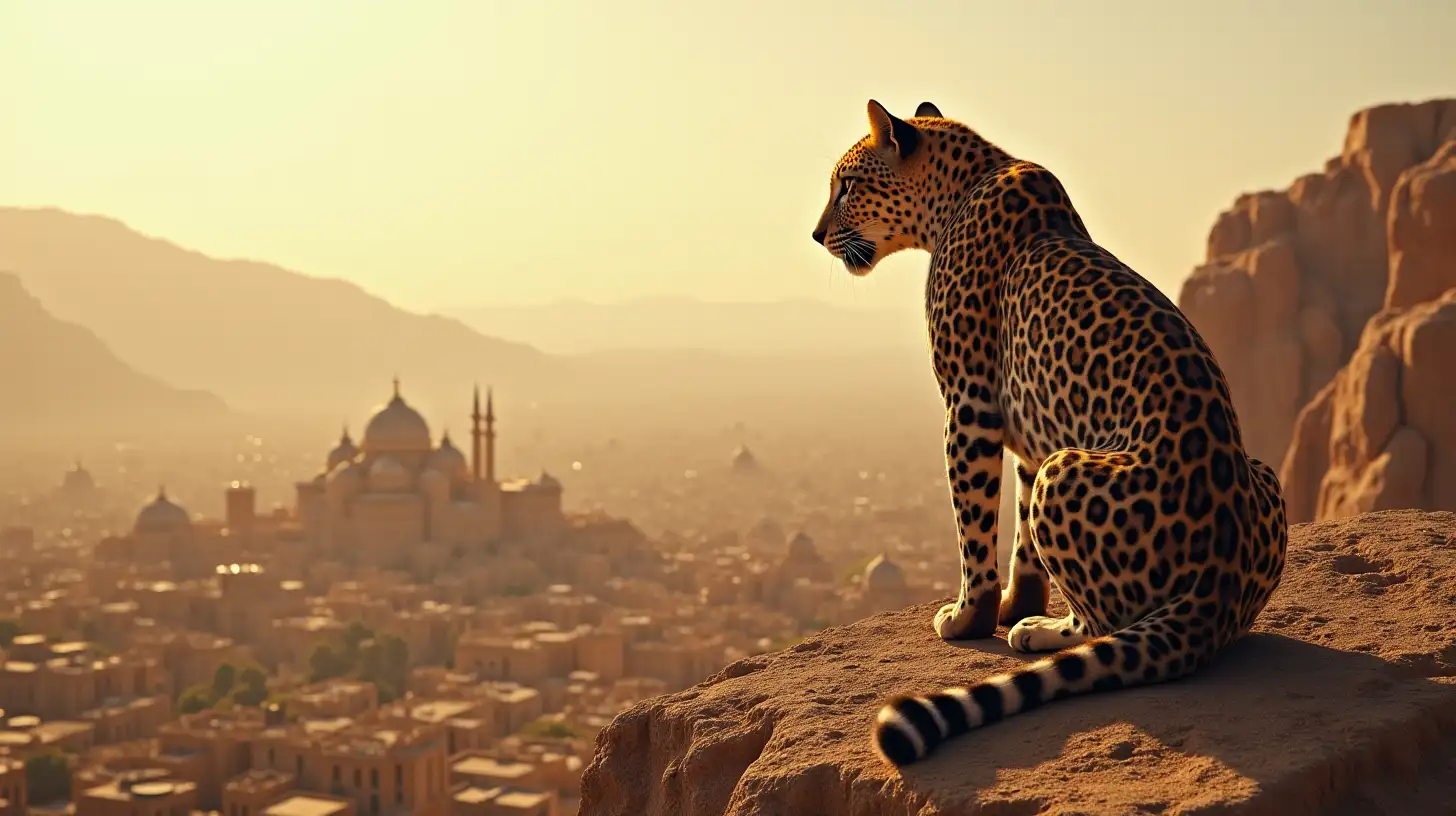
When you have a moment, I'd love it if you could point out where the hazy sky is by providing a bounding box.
[3,1,1453,313]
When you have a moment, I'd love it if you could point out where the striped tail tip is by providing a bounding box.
[871,691,972,768]
[872,705,925,767]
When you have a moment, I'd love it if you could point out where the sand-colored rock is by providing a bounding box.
[1387,139,1456,310]
[1178,99,1456,466]
[1282,290,1456,523]
[582,510,1456,816]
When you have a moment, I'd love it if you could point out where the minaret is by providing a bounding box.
[485,387,497,484]
[470,386,483,483]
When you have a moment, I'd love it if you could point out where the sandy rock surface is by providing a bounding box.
[581,510,1456,816]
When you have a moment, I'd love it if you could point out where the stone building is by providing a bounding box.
[293,382,565,571]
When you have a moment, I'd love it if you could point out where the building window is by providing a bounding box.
[370,768,379,789]
[354,768,362,789]
[332,765,341,783]
[370,793,380,815]
[297,755,304,779]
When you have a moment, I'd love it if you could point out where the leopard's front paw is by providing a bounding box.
[933,592,999,641]
[1007,615,1086,653]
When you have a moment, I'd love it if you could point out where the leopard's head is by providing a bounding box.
[811,100,944,275]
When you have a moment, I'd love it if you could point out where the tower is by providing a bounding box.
[485,387,497,483]
[471,386,483,483]
[470,385,498,484]
[225,480,257,541]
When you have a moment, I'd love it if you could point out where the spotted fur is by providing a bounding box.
[811,101,1288,768]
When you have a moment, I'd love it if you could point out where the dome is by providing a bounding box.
[427,432,469,480]
[863,553,906,593]
[135,488,191,534]
[787,532,818,560]
[535,471,562,491]
[326,427,359,471]
[731,444,758,471]
[368,455,413,493]
[61,460,96,492]
[361,380,431,454]
[419,467,451,500]
[325,460,363,499]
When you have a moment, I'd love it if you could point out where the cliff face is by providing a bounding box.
[581,510,1456,816]
[1275,116,1456,523]
[1281,290,1456,523]
[1177,99,1456,468]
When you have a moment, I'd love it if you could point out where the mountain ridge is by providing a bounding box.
[0,270,228,434]
[0,206,553,416]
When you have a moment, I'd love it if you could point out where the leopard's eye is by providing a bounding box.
[834,179,854,205]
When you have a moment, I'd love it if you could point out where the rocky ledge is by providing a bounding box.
[581,510,1456,815]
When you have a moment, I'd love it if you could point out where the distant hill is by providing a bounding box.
[0,271,227,433]
[0,207,553,416]
[444,296,927,354]
[0,207,944,436]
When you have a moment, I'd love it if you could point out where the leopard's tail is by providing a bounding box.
[871,604,1206,768]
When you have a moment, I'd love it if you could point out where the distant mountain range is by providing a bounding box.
[444,296,927,355]
[0,207,552,417]
[0,207,941,435]
[0,271,227,433]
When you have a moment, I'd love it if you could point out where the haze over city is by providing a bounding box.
[2,1,1455,814]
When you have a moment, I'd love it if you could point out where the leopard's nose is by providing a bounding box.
[811,228,827,245]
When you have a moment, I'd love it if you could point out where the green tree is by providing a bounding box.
[211,663,237,697]
[342,622,373,656]
[178,683,219,714]
[232,666,269,707]
[309,645,336,682]
[25,752,71,804]
[523,718,579,740]
[357,642,384,685]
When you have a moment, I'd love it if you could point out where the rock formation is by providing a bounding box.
[1276,111,1456,523]
[1177,99,1456,467]
[1282,289,1456,522]
[581,510,1456,815]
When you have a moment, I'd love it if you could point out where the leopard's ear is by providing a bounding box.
[914,101,942,118]
[867,99,921,162]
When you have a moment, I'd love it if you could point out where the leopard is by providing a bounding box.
[810,100,1288,768]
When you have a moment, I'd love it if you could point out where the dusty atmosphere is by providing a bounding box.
[3,5,1453,815]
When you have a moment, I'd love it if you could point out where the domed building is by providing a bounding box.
[54,459,101,507]
[361,388,433,459]
[769,531,834,615]
[730,444,759,474]
[862,553,909,613]
[325,429,358,471]
[135,488,192,535]
[61,460,96,493]
[293,380,565,571]
[96,487,207,573]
